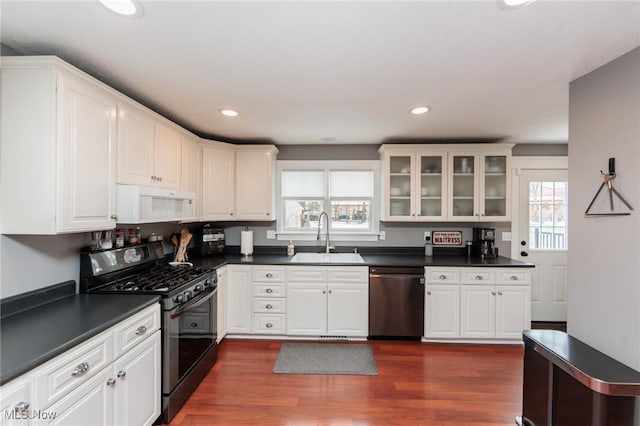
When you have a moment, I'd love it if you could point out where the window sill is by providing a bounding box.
[276,232,380,242]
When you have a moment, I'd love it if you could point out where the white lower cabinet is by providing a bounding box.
[425,267,531,342]
[287,267,368,337]
[424,284,461,338]
[0,376,30,426]
[216,266,228,343]
[0,304,161,426]
[226,265,252,334]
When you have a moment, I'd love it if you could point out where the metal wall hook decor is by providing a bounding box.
[585,158,634,217]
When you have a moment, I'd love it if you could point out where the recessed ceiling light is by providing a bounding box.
[99,0,143,17]
[497,0,536,10]
[410,106,430,115]
[220,109,239,117]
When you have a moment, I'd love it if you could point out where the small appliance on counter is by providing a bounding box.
[473,227,498,259]
[196,225,225,256]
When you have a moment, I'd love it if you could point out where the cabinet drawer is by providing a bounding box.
[327,267,368,283]
[253,282,286,297]
[252,266,286,282]
[425,268,460,284]
[497,269,531,285]
[32,329,114,409]
[461,269,496,284]
[252,314,286,334]
[253,297,286,313]
[287,267,327,282]
[114,304,161,357]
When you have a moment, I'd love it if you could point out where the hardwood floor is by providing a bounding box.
[169,339,524,426]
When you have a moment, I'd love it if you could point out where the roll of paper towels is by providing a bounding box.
[241,229,253,256]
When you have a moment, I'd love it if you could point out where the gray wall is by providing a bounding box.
[567,47,640,370]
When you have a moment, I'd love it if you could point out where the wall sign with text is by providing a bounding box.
[432,231,462,246]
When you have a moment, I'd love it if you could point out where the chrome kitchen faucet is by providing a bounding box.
[317,211,334,253]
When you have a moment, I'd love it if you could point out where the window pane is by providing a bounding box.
[330,201,370,230]
[282,171,325,197]
[529,181,568,251]
[330,171,373,197]
[283,200,323,230]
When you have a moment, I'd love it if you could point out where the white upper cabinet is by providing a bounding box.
[201,143,278,221]
[448,149,511,221]
[1,57,118,234]
[379,144,512,223]
[117,101,182,190]
[379,147,448,221]
[181,135,202,220]
[235,146,278,221]
[202,142,236,221]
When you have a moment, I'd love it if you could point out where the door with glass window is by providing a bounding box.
[518,169,568,321]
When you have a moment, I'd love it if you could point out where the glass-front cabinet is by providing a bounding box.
[448,151,510,221]
[381,148,447,221]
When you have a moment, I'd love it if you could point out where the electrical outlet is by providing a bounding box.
[424,231,431,241]
[379,231,386,241]
[266,230,276,240]
[502,232,512,242]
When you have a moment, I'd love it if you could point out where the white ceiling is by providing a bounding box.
[1,1,639,145]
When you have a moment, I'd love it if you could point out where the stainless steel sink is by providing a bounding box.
[290,252,364,264]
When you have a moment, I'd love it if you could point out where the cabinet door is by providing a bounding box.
[0,377,30,426]
[424,284,460,338]
[113,331,161,426]
[59,76,117,232]
[181,136,202,219]
[226,266,252,334]
[416,152,447,220]
[202,145,236,220]
[448,153,479,220]
[327,284,368,336]
[286,284,327,335]
[117,102,155,186]
[495,285,530,339]
[154,122,182,190]
[460,285,495,338]
[235,150,274,220]
[480,153,510,220]
[385,153,415,220]
[216,266,228,343]
[45,367,113,426]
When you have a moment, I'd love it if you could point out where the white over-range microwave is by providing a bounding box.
[116,185,196,224]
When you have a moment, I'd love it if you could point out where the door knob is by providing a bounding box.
[521,240,527,246]
[520,251,529,257]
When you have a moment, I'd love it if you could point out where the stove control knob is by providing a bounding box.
[184,291,192,301]
[204,279,211,288]
[194,284,203,293]
[174,294,184,303]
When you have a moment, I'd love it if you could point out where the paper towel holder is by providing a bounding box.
[241,226,254,257]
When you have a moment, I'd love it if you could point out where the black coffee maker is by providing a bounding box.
[473,227,497,259]
[196,225,225,256]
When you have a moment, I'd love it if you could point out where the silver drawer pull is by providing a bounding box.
[491,291,496,296]
[427,291,431,295]
[266,273,273,278]
[498,291,503,296]
[510,275,519,281]
[135,325,147,336]
[475,275,483,280]
[14,402,29,413]
[266,304,273,309]
[266,288,273,293]
[117,370,126,379]
[266,323,273,328]
[106,378,116,387]
[71,362,90,377]
[438,274,447,280]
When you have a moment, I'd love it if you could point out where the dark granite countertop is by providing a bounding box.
[1,289,160,385]
[523,330,640,396]
[191,252,533,270]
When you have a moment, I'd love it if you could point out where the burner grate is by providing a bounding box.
[100,265,209,293]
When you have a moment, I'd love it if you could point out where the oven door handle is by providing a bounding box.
[170,288,217,319]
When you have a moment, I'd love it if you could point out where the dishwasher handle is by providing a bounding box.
[369,274,425,283]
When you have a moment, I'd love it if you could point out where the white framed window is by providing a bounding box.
[277,161,380,241]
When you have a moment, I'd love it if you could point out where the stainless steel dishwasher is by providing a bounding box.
[369,267,425,340]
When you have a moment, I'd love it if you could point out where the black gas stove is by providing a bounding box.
[80,241,218,423]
